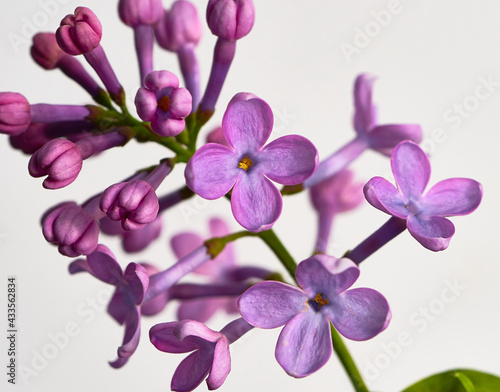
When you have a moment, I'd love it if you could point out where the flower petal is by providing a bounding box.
[295,255,360,298]
[364,177,410,218]
[420,178,483,216]
[86,244,123,285]
[325,288,391,341]
[171,349,213,392]
[171,232,204,260]
[391,141,430,200]
[123,263,149,305]
[185,143,240,199]
[206,337,231,390]
[368,124,423,156]
[407,215,455,251]
[238,281,307,328]
[107,289,129,324]
[353,74,376,134]
[258,135,318,185]
[222,98,273,154]
[175,319,223,344]
[109,307,141,368]
[149,322,198,353]
[231,173,282,232]
[275,311,332,378]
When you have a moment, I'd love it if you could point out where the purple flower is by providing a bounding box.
[42,200,103,257]
[185,94,318,232]
[0,92,30,135]
[239,255,391,378]
[135,71,192,137]
[118,0,163,27]
[56,7,103,55]
[206,0,255,41]
[364,141,483,251]
[150,318,253,391]
[69,244,152,368]
[30,32,66,70]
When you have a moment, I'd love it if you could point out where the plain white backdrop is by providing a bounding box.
[1,1,499,391]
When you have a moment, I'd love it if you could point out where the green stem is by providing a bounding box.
[330,324,369,392]
[257,229,297,283]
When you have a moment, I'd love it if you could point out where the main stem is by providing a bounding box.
[257,229,368,392]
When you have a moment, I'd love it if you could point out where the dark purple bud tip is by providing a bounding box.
[56,7,103,55]
[206,0,255,40]
[31,32,66,70]
[0,92,30,136]
[28,139,83,189]
[42,202,99,257]
[119,0,164,27]
[155,0,202,52]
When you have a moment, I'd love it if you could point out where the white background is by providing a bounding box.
[1,1,499,391]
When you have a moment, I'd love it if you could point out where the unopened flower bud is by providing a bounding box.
[57,7,102,55]
[118,0,164,27]
[206,0,255,41]
[31,33,66,70]
[0,92,30,135]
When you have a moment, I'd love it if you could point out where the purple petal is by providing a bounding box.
[231,173,282,232]
[258,135,318,185]
[177,299,221,323]
[110,307,141,368]
[391,141,430,200]
[149,322,198,353]
[107,289,129,324]
[86,244,123,285]
[407,215,455,251]
[185,143,241,199]
[275,311,332,378]
[325,288,391,341]
[238,281,307,328]
[171,232,203,260]
[368,124,423,156]
[123,263,149,305]
[363,177,410,218]
[296,255,360,298]
[206,337,231,390]
[222,98,273,154]
[171,349,213,392]
[122,218,162,252]
[420,178,483,216]
[68,258,91,275]
[174,319,223,344]
[353,74,376,134]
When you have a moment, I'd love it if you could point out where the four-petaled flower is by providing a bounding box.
[239,255,391,377]
[364,141,483,251]
[185,94,318,232]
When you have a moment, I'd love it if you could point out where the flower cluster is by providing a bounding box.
[0,1,485,392]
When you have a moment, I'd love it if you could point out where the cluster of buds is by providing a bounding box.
[0,1,484,392]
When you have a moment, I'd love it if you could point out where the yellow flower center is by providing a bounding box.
[238,157,253,171]
[158,96,171,112]
[312,293,329,310]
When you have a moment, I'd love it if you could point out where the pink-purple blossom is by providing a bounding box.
[135,71,192,137]
[0,92,31,135]
[185,94,318,232]
[206,0,255,41]
[239,255,391,377]
[56,7,103,55]
[364,141,483,251]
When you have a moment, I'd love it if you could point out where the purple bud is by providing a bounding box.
[28,139,82,189]
[9,123,52,154]
[42,202,99,257]
[155,0,202,52]
[100,180,159,231]
[206,0,255,41]
[0,92,30,135]
[118,0,164,27]
[56,7,103,55]
[31,33,66,70]
[135,71,192,137]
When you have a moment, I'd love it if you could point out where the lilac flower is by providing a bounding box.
[185,95,319,232]
[0,92,31,135]
[304,74,422,188]
[69,244,150,368]
[149,318,253,391]
[310,170,364,253]
[239,255,391,377]
[135,71,192,137]
[171,218,272,322]
[364,141,483,251]
[42,197,105,257]
[206,0,255,41]
[118,0,163,84]
[100,160,172,231]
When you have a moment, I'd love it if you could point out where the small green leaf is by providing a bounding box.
[402,369,500,392]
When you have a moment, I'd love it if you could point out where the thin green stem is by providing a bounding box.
[257,229,297,283]
[330,324,370,392]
